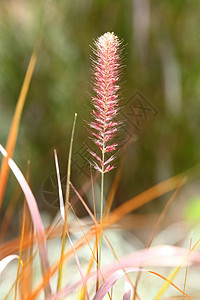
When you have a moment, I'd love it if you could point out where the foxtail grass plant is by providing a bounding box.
[88,32,123,271]
[1,28,199,300]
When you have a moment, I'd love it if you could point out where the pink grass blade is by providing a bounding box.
[123,278,132,300]
[43,265,191,300]
[0,144,52,297]
[15,161,30,300]
[104,158,124,217]
[93,267,191,300]
[92,268,145,300]
[101,245,200,273]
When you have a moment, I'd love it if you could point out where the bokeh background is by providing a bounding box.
[1,0,200,230]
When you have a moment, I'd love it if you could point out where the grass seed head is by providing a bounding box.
[89,32,122,173]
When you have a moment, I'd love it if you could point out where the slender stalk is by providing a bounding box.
[87,32,122,287]
[98,151,104,273]
[57,113,77,292]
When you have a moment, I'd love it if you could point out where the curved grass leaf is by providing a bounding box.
[0,144,52,297]
[0,255,21,276]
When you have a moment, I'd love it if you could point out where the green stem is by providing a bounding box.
[98,146,105,287]
[57,113,77,292]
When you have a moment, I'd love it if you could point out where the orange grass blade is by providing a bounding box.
[19,204,34,300]
[106,173,187,226]
[0,42,39,212]
[149,270,191,300]
[133,177,186,299]
[5,217,60,299]
[0,0,52,211]
[154,239,200,299]
[14,200,27,300]
[104,158,124,217]
[0,186,21,242]
[0,223,62,260]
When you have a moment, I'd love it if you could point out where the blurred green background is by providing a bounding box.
[1,0,200,221]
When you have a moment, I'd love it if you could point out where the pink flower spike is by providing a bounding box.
[88,32,123,173]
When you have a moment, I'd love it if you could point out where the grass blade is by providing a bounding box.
[0,144,52,297]
[0,255,21,275]
[57,113,77,291]
[15,161,30,300]
[123,278,132,300]
[0,34,40,212]
[14,201,27,300]
[133,177,186,299]
[54,147,90,300]
[0,0,52,211]
[26,169,197,299]
[154,239,200,299]
[54,149,65,220]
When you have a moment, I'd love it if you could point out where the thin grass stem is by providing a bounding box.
[57,113,77,292]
